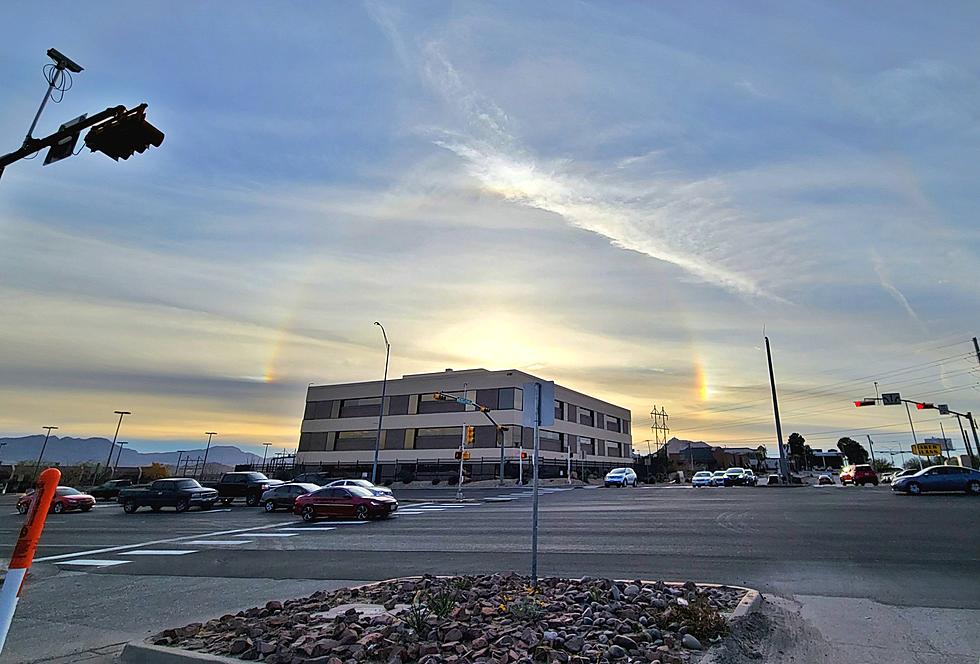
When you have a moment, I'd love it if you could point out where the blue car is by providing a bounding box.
[891,465,980,496]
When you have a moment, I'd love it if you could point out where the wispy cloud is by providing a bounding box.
[870,250,926,332]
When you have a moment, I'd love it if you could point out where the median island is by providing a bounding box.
[145,574,751,663]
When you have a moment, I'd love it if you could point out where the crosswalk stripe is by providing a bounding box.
[55,559,130,567]
[184,540,250,545]
[234,533,295,538]
[125,550,197,556]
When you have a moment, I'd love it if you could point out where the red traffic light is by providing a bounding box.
[854,399,876,407]
[84,104,164,161]
[916,402,935,410]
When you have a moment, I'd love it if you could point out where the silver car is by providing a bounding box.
[326,478,394,497]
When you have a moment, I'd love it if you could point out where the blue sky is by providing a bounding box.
[1,1,978,457]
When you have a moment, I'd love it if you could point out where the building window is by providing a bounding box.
[498,387,523,410]
[339,397,381,418]
[305,400,334,420]
[554,400,564,421]
[540,429,563,452]
[415,426,463,450]
[605,415,621,433]
[298,432,329,452]
[577,436,595,456]
[578,407,594,427]
[334,430,376,451]
[388,395,410,416]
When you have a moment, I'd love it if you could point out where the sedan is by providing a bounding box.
[709,470,728,487]
[723,468,749,486]
[892,465,980,496]
[326,478,394,497]
[17,486,95,514]
[294,486,398,521]
[692,471,714,487]
[604,468,637,487]
[261,482,320,512]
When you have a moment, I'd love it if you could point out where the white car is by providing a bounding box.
[326,479,393,497]
[604,468,637,487]
[710,470,728,487]
[692,471,714,487]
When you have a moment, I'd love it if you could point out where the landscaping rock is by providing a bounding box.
[682,634,703,650]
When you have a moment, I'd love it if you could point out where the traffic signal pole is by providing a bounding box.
[764,337,790,482]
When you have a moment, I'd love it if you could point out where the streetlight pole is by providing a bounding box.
[201,432,217,480]
[32,426,58,484]
[106,411,131,478]
[113,442,128,475]
[261,442,272,472]
[371,321,390,485]
[764,336,790,483]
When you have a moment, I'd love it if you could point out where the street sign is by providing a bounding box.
[881,392,901,406]
[938,404,950,415]
[911,443,942,456]
[522,381,555,427]
[44,114,86,165]
[924,437,952,452]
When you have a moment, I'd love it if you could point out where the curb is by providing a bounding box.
[125,577,763,663]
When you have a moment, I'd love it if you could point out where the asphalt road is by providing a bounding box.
[1,483,977,663]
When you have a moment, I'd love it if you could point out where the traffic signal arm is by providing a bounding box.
[0,105,124,171]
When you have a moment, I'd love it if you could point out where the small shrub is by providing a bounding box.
[660,597,728,640]
[402,600,430,633]
[507,597,545,621]
[427,588,458,618]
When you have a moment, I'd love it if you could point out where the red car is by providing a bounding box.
[293,485,397,521]
[840,464,879,486]
[17,486,96,514]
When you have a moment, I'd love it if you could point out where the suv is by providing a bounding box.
[208,472,284,506]
[840,464,878,486]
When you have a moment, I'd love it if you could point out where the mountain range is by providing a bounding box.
[0,435,262,468]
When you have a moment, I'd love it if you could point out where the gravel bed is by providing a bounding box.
[153,574,747,663]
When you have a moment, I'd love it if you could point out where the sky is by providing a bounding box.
[1,1,978,459]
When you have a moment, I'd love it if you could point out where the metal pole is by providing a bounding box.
[175,452,183,476]
[201,432,217,479]
[113,442,127,475]
[371,322,390,485]
[968,413,980,471]
[456,428,466,502]
[23,66,61,145]
[31,426,58,484]
[530,382,542,586]
[905,401,918,444]
[956,415,977,468]
[261,442,272,472]
[518,444,524,484]
[106,411,130,478]
[973,337,980,370]
[498,427,505,486]
[567,446,572,484]
[939,421,949,460]
[866,435,876,469]
[765,337,789,482]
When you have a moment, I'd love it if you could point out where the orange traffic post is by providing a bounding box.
[0,467,61,653]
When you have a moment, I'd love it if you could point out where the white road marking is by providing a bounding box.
[234,533,295,538]
[276,527,336,532]
[55,559,130,567]
[185,540,250,545]
[394,510,431,515]
[125,550,197,556]
[188,508,232,513]
[34,522,289,562]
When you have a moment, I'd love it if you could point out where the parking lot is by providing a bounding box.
[2,483,978,663]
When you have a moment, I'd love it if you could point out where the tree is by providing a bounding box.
[870,458,894,474]
[903,458,924,470]
[787,433,806,470]
[141,462,170,481]
[803,445,817,471]
[755,445,767,462]
[837,437,869,464]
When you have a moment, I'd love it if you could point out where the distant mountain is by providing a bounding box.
[0,435,262,468]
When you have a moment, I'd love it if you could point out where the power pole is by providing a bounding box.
[973,337,980,369]
[650,405,670,452]
[765,336,789,482]
[866,435,876,468]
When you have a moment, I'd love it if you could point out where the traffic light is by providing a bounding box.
[916,402,935,410]
[465,426,475,446]
[520,451,528,459]
[462,451,471,460]
[433,393,450,401]
[854,399,876,407]
[84,104,164,161]
[454,450,462,460]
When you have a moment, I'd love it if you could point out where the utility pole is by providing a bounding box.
[497,426,508,486]
[112,442,128,475]
[201,432,217,479]
[866,435,876,468]
[765,336,789,482]
[905,401,918,444]
[261,442,272,472]
[106,411,131,479]
[174,451,183,476]
[973,337,980,369]
[31,426,58,484]
[530,382,542,586]
[371,322,390,485]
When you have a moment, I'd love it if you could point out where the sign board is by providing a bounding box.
[924,437,952,452]
[938,404,950,415]
[522,381,555,427]
[44,114,87,165]
[881,392,901,406]
[911,443,942,456]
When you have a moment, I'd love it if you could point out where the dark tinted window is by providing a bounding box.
[347,486,374,498]
[311,488,332,497]
[56,487,81,496]
[176,479,201,489]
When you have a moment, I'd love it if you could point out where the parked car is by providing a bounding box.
[840,464,878,486]
[261,482,320,512]
[892,465,980,496]
[879,469,904,484]
[692,471,714,488]
[710,470,728,487]
[88,479,134,501]
[119,478,218,513]
[293,486,398,521]
[604,468,637,487]
[742,469,758,486]
[723,468,751,486]
[326,479,394,497]
[206,472,284,506]
[817,474,835,485]
[766,474,782,485]
[17,486,95,514]
[292,471,334,486]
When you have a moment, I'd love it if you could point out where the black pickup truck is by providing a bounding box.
[118,478,218,513]
[206,471,283,506]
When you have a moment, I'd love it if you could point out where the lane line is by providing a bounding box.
[184,540,250,545]
[234,533,295,538]
[125,550,197,556]
[276,527,336,532]
[55,559,130,567]
[33,522,290,562]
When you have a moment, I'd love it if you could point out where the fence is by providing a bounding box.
[246,457,629,485]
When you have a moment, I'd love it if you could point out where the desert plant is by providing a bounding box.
[507,596,545,621]
[660,597,728,640]
[427,588,458,618]
[402,600,430,633]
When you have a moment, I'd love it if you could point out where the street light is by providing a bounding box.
[31,426,58,484]
[371,321,390,485]
[201,432,217,480]
[261,442,272,471]
[105,410,131,478]
[113,442,128,475]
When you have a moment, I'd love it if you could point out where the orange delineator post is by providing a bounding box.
[0,467,61,653]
